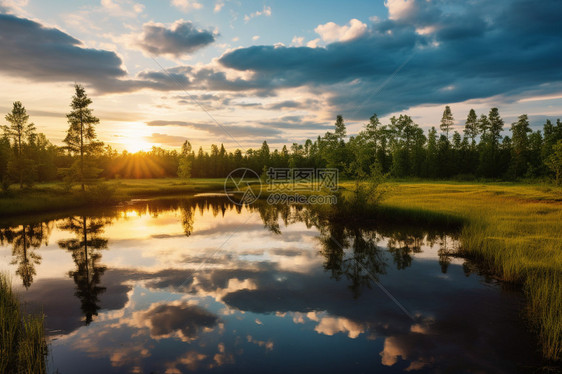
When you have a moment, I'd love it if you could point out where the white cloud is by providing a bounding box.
[314,316,366,339]
[100,0,144,17]
[244,5,272,22]
[252,35,260,41]
[415,25,436,35]
[171,0,203,12]
[0,0,28,13]
[291,36,304,46]
[306,38,320,48]
[314,19,367,43]
[214,0,224,12]
[385,0,416,21]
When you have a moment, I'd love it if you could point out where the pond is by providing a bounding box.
[0,196,545,373]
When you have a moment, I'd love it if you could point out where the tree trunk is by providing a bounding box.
[80,110,84,192]
[18,132,23,189]
[83,216,89,283]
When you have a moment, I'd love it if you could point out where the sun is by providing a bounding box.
[118,124,154,153]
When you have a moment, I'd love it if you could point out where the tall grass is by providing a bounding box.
[0,273,47,373]
[377,182,562,361]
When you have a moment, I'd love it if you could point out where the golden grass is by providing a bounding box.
[367,182,562,361]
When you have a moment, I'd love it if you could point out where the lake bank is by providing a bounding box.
[1,179,561,361]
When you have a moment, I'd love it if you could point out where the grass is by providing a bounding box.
[0,273,47,373]
[0,178,228,217]
[362,182,562,361]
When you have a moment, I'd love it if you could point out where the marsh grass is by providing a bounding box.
[374,182,562,361]
[0,273,47,373]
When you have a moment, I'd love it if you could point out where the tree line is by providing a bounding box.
[2,86,562,190]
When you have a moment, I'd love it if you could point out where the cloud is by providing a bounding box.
[267,99,319,110]
[171,0,202,12]
[314,316,366,339]
[0,13,135,92]
[135,20,216,58]
[385,0,417,21]
[144,132,188,146]
[100,0,144,17]
[146,120,282,138]
[291,36,304,47]
[244,5,271,22]
[314,19,367,43]
[0,0,28,13]
[132,301,218,342]
[214,0,562,118]
[214,0,224,12]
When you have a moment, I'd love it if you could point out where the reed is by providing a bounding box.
[0,273,47,373]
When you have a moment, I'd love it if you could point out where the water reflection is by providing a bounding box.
[0,197,545,373]
[58,216,110,324]
[0,223,49,288]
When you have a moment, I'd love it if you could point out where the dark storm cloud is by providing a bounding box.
[3,0,561,119]
[0,13,127,90]
[209,0,562,118]
[0,14,205,94]
[136,21,216,57]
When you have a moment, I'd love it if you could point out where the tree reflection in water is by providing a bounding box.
[58,216,110,325]
[253,202,458,298]
[0,197,458,323]
[0,223,50,289]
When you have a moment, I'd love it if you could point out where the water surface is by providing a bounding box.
[0,197,544,373]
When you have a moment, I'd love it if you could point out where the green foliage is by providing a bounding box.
[440,105,454,139]
[177,140,192,180]
[545,140,562,185]
[2,102,37,188]
[510,114,532,178]
[0,273,47,373]
[2,90,562,188]
[63,84,102,190]
[464,109,479,147]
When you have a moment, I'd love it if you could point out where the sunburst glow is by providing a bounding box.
[118,124,153,153]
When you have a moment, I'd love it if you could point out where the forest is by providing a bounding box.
[2,85,562,189]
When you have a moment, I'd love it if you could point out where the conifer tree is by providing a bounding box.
[64,84,102,191]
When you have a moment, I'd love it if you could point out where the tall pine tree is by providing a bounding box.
[64,84,102,191]
[3,101,36,188]
[440,105,454,140]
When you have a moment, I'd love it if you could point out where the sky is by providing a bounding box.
[0,0,561,152]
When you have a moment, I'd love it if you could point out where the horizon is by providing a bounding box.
[1,0,561,153]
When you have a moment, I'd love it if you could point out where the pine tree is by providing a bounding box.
[488,108,504,148]
[64,84,102,191]
[440,105,454,140]
[425,127,438,178]
[177,140,192,180]
[510,114,531,178]
[478,114,490,136]
[545,140,562,185]
[3,101,36,188]
[464,109,479,148]
[334,115,346,141]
